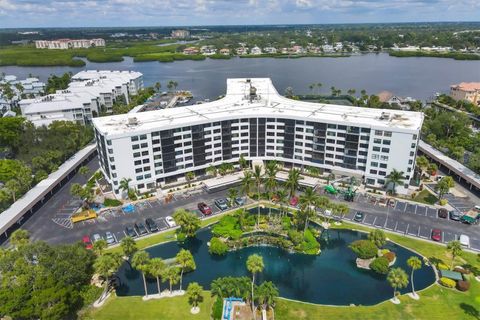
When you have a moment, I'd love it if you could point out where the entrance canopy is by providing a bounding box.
[276,171,319,189]
[202,171,244,193]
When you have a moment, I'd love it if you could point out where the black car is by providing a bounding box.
[125,226,137,238]
[145,218,159,232]
[135,222,148,235]
[438,208,448,219]
[449,210,462,221]
[354,211,364,222]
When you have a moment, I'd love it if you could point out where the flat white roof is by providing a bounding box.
[93,78,424,138]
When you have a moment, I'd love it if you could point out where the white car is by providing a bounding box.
[105,232,116,245]
[459,234,470,248]
[165,216,176,228]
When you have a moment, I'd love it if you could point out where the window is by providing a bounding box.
[136,175,143,181]
[327,124,337,129]
[381,148,390,153]
[413,134,418,140]
[374,138,381,144]
[378,171,386,176]
[411,143,416,148]
[373,146,380,152]
[379,163,387,169]
[380,155,389,161]
[327,131,336,136]
[295,141,303,146]
[382,140,391,145]
[410,151,415,156]
[133,152,140,158]
[107,140,112,145]
[140,134,147,140]
[384,131,392,137]
[134,160,141,165]
[372,154,379,160]
[371,162,378,167]
[370,169,378,174]
[141,151,149,156]
[295,127,304,132]
[142,159,150,164]
[140,143,148,148]
[375,130,382,135]
[131,136,139,142]
[132,144,139,150]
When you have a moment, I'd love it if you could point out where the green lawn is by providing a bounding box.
[413,189,439,205]
[82,292,214,320]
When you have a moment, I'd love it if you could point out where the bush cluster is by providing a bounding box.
[103,198,122,207]
[383,251,396,263]
[209,237,228,255]
[349,240,378,259]
[370,256,390,274]
[439,277,456,288]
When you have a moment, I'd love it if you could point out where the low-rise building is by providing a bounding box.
[377,91,415,110]
[183,47,200,55]
[250,46,262,55]
[201,45,217,55]
[35,38,105,49]
[171,29,190,38]
[219,48,230,55]
[235,47,248,55]
[0,75,45,113]
[19,70,143,127]
[450,82,480,105]
[263,47,277,54]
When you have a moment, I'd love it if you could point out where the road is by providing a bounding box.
[14,155,480,252]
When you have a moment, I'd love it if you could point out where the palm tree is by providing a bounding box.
[78,165,90,180]
[284,168,303,199]
[164,267,181,293]
[119,177,132,198]
[275,189,288,217]
[187,282,204,312]
[185,171,195,187]
[154,82,161,92]
[330,86,336,96]
[333,203,350,221]
[316,196,331,222]
[93,239,108,256]
[241,170,254,199]
[387,268,409,304]
[309,83,315,93]
[227,188,238,207]
[347,88,356,96]
[256,281,279,312]
[326,172,335,185]
[10,229,30,248]
[149,257,165,295]
[132,251,151,297]
[284,87,293,97]
[172,209,201,238]
[386,169,406,195]
[5,179,21,202]
[238,154,248,169]
[316,83,322,94]
[407,256,422,299]
[176,249,196,291]
[94,252,123,301]
[252,165,264,226]
[247,254,264,319]
[299,187,320,233]
[306,166,320,177]
[264,161,278,199]
[120,236,138,267]
[206,165,217,177]
[447,240,463,270]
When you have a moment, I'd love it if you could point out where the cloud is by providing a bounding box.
[0,0,478,27]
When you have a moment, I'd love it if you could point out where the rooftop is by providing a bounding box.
[93,78,424,138]
[451,82,480,92]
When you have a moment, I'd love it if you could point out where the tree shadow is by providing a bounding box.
[459,303,480,320]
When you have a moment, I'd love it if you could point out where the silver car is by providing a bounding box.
[92,233,103,243]
[105,231,116,245]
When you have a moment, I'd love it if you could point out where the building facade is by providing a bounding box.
[19,70,143,127]
[35,38,105,49]
[93,78,424,196]
[450,82,480,105]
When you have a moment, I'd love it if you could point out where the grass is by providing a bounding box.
[82,292,214,320]
[413,189,439,205]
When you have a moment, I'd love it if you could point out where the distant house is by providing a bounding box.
[322,45,334,53]
[219,48,230,55]
[263,47,277,54]
[183,47,200,55]
[250,46,262,55]
[290,46,305,54]
[450,82,480,105]
[377,91,415,110]
[201,46,217,55]
[236,47,248,55]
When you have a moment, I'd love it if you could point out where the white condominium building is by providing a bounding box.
[19,70,143,127]
[92,78,424,196]
[35,38,106,49]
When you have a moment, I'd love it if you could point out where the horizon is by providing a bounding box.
[1,0,479,28]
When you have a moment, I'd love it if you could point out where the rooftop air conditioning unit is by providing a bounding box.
[127,117,138,126]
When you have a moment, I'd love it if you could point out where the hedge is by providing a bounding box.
[439,277,456,288]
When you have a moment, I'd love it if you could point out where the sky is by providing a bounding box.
[0,0,479,28]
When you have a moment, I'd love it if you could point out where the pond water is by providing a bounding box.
[1,53,479,101]
[116,217,436,305]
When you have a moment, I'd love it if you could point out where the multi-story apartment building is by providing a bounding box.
[93,78,424,197]
[19,70,143,127]
[35,38,106,49]
[450,82,480,105]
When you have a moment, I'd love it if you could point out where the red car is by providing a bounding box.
[289,196,299,207]
[198,202,212,215]
[82,235,93,250]
[431,229,442,242]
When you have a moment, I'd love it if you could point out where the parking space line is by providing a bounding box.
[417,226,420,236]
[405,224,409,234]
[414,205,418,214]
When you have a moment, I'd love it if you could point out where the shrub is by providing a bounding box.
[176,231,187,243]
[349,240,378,259]
[439,199,448,206]
[370,256,390,274]
[103,198,122,207]
[383,251,396,263]
[437,262,449,270]
[212,296,223,320]
[288,229,303,246]
[439,277,456,288]
[368,229,386,248]
[456,280,470,292]
[209,237,228,255]
[380,249,390,255]
[301,229,321,254]
[212,215,242,240]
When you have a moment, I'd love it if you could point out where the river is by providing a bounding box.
[1,53,479,101]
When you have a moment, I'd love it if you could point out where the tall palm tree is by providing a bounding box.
[264,161,278,199]
[93,239,107,256]
[299,187,320,232]
[227,188,238,207]
[206,165,217,177]
[149,257,165,295]
[154,82,161,92]
[284,168,303,199]
[316,196,331,222]
[176,249,196,291]
[241,171,254,199]
[187,282,204,312]
[252,165,264,226]
[316,83,322,94]
[172,209,201,238]
[407,256,422,298]
[333,203,350,221]
[447,240,463,270]
[78,166,90,181]
[276,189,288,217]
[6,179,21,202]
[386,169,406,195]
[185,171,195,187]
[132,251,151,297]
[120,236,138,267]
[387,267,409,304]
[238,154,248,169]
[256,281,279,312]
[94,252,123,301]
[164,267,181,293]
[246,254,264,319]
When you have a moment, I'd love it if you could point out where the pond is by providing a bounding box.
[116,218,436,305]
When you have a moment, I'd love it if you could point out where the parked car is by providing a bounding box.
[438,208,448,219]
[449,210,462,221]
[125,226,137,238]
[459,234,470,247]
[354,211,364,222]
[235,197,246,206]
[198,202,212,215]
[105,231,116,245]
[165,216,176,228]
[214,198,229,211]
[145,218,159,232]
[134,222,148,235]
[82,235,93,250]
[431,229,442,242]
[92,233,103,243]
